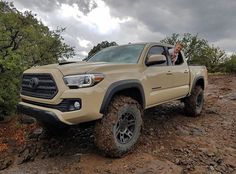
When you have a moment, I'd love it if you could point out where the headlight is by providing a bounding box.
[63,74,104,88]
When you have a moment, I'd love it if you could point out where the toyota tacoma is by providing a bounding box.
[17,42,208,157]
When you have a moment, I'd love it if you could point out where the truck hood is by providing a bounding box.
[29,61,140,76]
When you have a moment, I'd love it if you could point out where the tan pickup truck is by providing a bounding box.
[18,42,207,157]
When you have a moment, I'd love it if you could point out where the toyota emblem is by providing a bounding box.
[29,77,39,89]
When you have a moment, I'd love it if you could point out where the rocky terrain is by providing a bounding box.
[0,75,236,174]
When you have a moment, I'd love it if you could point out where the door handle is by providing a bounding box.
[184,70,189,73]
[166,71,172,75]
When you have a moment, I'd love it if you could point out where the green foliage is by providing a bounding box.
[0,1,74,118]
[0,71,20,116]
[223,55,236,73]
[161,33,227,73]
[87,41,118,59]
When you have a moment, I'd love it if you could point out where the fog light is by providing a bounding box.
[67,100,81,111]
[74,101,81,110]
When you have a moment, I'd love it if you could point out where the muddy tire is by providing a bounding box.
[184,86,204,117]
[94,95,143,157]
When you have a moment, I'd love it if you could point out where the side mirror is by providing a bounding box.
[146,54,166,66]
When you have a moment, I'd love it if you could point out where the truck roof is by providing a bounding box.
[122,42,174,48]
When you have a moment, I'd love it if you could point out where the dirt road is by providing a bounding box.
[1,75,236,174]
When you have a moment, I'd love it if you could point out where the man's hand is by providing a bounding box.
[171,52,177,63]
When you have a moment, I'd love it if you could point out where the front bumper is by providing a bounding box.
[17,100,103,125]
[17,103,66,126]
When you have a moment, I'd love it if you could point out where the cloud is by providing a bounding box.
[212,38,236,53]
[10,0,236,59]
[104,0,236,46]
[13,0,97,14]
[77,37,92,48]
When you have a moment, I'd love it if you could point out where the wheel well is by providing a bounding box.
[99,80,145,114]
[195,78,204,90]
[115,88,144,108]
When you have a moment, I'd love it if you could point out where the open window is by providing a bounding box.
[168,48,184,65]
[146,46,169,66]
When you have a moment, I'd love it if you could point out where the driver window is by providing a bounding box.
[168,48,184,65]
[147,46,168,66]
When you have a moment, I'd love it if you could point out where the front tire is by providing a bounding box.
[184,86,204,117]
[94,95,143,157]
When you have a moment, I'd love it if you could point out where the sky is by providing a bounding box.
[8,0,236,60]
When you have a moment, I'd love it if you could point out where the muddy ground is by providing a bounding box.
[0,75,236,174]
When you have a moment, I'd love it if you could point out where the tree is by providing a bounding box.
[223,55,236,73]
[87,41,117,58]
[160,33,227,72]
[0,1,75,119]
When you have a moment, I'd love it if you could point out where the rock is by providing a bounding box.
[190,127,205,136]
[209,165,215,171]
[207,151,215,157]
[186,164,192,170]
[215,157,223,165]
[149,128,154,136]
[223,92,236,100]
[228,93,236,100]
[20,115,36,124]
[175,159,180,165]
[199,147,217,158]
[152,150,158,155]
[0,156,13,170]
[175,126,189,136]
[18,148,30,164]
[173,147,184,153]
[223,135,227,140]
[28,127,43,139]
[224,156,236,168]
[205,107,219,114]
[18,144,39,164]
[160,146,165,150]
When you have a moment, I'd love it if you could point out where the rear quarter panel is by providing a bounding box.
[188,65,208,94]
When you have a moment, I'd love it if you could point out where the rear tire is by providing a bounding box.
[94,95,143,157]
[184,86,204,117]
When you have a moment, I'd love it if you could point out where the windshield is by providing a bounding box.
[87,44,145,63]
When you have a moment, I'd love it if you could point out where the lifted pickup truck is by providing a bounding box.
[18,42,207,157]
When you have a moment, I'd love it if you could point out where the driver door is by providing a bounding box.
[144,45,174,107]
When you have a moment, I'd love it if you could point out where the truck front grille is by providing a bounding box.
[21,74,58,99]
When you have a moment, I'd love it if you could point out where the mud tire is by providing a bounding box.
[94,95,143,157]
[184,86,204,117]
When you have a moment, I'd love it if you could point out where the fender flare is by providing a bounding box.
[99,79,145,114]
[190,76,204,93]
